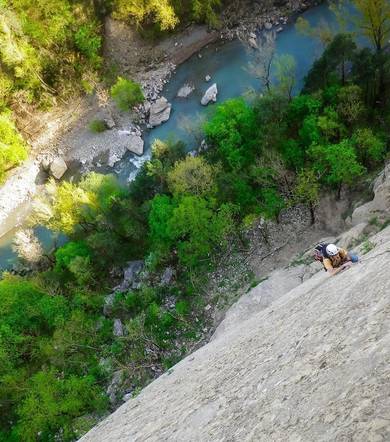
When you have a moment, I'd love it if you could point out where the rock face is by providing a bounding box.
[149,97,172,127]
[49,157,68,179]
[201,83,218,106]
[80,225,390,442]
[177,83,195,98]
[351,162,390,225]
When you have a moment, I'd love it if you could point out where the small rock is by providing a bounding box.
[199,139,209,152]
[201,83,218,106]
[161,267,174,286]
[114,260,145,292]
[198,53,202,58]
[205,75,211,82]
[113,318,124,337]
[49,157,68,180]
[276,27,283,32]
[104,116,115,129]
[249,32,257,39]
[106,370,124,405]
[40,157,51,171]
[103,292,116,316]
[265,22,273,30]
[118,130,131,136]
[248,37,258,49]
[143,100,151,114]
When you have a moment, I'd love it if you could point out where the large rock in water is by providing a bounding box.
[126,134,144,156]
[49,157,67,179]
[149,97,171,127]
[80,225,390,441]
[201,83,218,105]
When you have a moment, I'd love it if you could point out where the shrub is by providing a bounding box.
[74,23,102,68]
[89,119,107,133]
[0,113,28,182]
[110,77,144,111]
[352,128,386,167]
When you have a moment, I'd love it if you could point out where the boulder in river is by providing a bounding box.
[201,83,218,106]
[127,134,144,156]
[248,37,258,49]
[177,83,195,98]
[149,97,172,127]
[49,157,68,179]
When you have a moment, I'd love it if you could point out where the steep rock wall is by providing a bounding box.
[81,226,390,441]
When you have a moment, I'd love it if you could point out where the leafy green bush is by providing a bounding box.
[110,77,144,111]
[74,23,102,68]
[0,113,28,182]
[89,119,107,133]
[352,128,386,167]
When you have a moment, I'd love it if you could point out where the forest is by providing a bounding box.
[1,0,390,440]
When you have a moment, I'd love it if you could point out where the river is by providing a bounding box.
[0,1,351,270]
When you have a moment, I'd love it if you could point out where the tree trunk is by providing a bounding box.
[337,183,342,200]
[309,203,315,225]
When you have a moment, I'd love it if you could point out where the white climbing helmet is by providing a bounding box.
[326,244,339,256]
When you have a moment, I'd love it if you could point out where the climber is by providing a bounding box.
[321,243,359,276]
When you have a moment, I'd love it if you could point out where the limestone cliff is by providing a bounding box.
[80,223,390,441]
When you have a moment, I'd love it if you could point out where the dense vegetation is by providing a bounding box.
[111,0,223,31]
[1,0,390,440]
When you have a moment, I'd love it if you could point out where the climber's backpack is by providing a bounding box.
[314,242,329,268]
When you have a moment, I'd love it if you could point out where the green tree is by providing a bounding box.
[74,23,102,68]
[273,54,296,101]
[144,138,186,192]
[167,155,216,196]
[15,370,106,441]
[148,195,234,267]
[0,276,69,433]
[204,98,259,171]
[192,0,221,27]
[309,139,365,197]
[353,0,390,52]
[111,77,144,111]
[112,0,178,30]
[303,33,357,92]
[337,85,366,126]
[292,169,320,224]
[352,128,386,167]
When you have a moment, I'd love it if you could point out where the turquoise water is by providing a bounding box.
[0,2,355,270]
[114,2,344,181]
[0,226,66,273]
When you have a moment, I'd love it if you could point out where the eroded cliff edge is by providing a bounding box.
[80,223,390,441]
